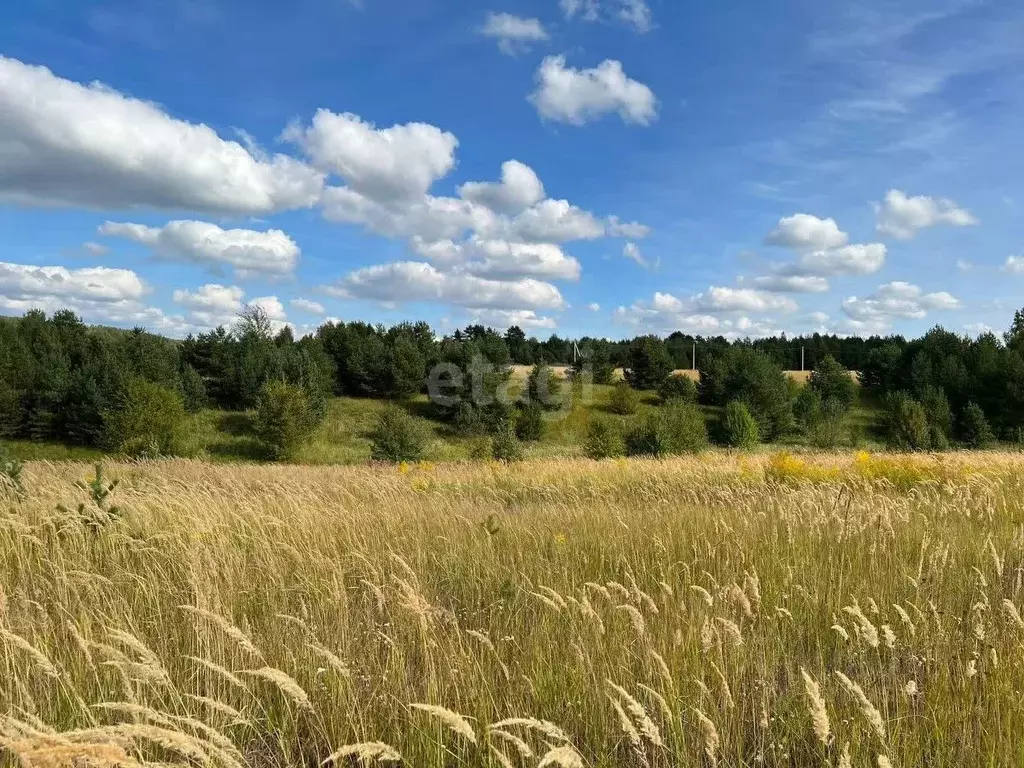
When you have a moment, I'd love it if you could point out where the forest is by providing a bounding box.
[2,306,1024,460]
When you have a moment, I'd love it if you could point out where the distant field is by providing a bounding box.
[5,376,882,465]
[3,452,1023,766]
[510,366,856,383]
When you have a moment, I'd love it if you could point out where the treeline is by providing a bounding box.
[3,306,1024,458]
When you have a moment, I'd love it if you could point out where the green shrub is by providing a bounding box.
[808,355,856,412]
[0,380,23,439]
[491,425,524,463]
[625,402,707,457]
[919,386,953,442]
[805,399,853,450]
[793,385,821,430]
[608,381,640,415]
[722,400,759,448]
[0,443,24,497]
[370,405,427,462]
[104,379,189,458]
[883,392,931,451]
[959,402,995,448]
[624,336,674,390]
[253,380,322,460]
[527,364,565,411]
[702,347,793,440]
[515,402,545,442]
[657,374,697,404]
[584,418,625,459]
[179,364,207,413]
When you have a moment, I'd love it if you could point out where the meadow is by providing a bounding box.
[2,451,1023,767]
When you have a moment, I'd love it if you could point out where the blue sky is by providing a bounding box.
[0,0,1022,340]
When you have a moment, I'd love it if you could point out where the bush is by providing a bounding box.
[657,374,697,404]
[805,398,853,450]
[808,355,856,412]
[793,386,821,430]
[253,380,322,460]
[883,392,931,451]
[702,348,792,440]
[0,443,24,497]
[370,405,427,462]
[104,379,190,458]
[179,364,207,413]
[491,425,524,462]
[608,382,640,415]
[624,336,674,390]
[722,400,759,448]
[584,418,625,459]
[625,402,707,457]
[526,364,564,411]
[515,402,545,442]
[919,385,953,442]
[959,402,995,448]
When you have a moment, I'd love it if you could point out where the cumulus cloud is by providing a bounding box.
[842,281,962,327]
[82,242,110,256]
[785,243,888,277]
[290,298,326,315]
[691,286,798,314]
[0,56,323,214]
[560,0,653,32]
[99,220,300,277]
[587,302,601,311]
[327,261,566,311]
[874,189,978,240]
[468,308,558,330]
[0,260,195,333]
[613,294,786,338]
[283,110,458,201]
[480,12,548,55]
[412,237,581,281]
[623,242,647,268]
[607,217,651,238]
[751,274,831,293]
[458,160,545,215]
[172,283,289,330]
[1004,255,1024,274]
[0,261,147,303]
[765,214,849,252]
[529,56,657,126]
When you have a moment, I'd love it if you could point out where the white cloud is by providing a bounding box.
[283,109,458,201]
[173,283,245,320]
[561,0,653,32]
[480,12,548,55]
[751,274,831,293]
[964,322,995,336]
[0,56,323,214]
[529,56,657,126]
[692,286,798,314]
[809,311,831,325]
[509,198,607,242]
[291,298,326,315]
[99,220,300,276]
[82,241,110,256]
[587,302,601,311]
[327,261,566,310]
[874,189,978,240]
[249,295,287,322]
[0,260,195,333]
[1004,255,1024,274]
[765,214,849,251]
[412,237,581,281]
[607,217,651,238]
[786,243,888,277]
[0,261,147,303]
[956,259,973,272]
[842,281,963,326]
[623,242,648,268]
[469,309,557,331]
[613,294,787,339]
[458,160,545,214]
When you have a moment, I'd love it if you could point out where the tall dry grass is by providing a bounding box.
[2,452,1024,766]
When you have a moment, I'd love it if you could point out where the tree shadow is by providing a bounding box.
[218,412,254,437]
[207,437,272,462]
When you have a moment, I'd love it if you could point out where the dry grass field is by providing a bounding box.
[2,452,1024,767]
